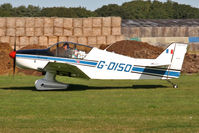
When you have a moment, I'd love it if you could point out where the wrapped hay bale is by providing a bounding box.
[140,27,152,37]
[188,27,199,37]
[130,27,141,38]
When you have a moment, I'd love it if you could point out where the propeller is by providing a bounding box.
[9,37,16,75]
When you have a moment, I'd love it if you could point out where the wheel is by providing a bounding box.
[173,84,178,88]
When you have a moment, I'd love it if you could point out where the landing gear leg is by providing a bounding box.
[166,79,178,88]
[35,71,68,90]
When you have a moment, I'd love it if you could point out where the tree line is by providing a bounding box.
[1,0,199,19]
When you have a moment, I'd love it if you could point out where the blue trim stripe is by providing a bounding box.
[132,67,180,77]
[189,37,199,43]
[16,54,98,66]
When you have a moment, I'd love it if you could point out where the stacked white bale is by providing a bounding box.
[78,37,87,44]
[88,36,96,45]
[39,36,48,46]
[29,37,39,45]
[68,36,77,43]
[0,18,6,36]
[54,18,63,36]
[44,18,54,36]
[0,17,123,48]
[48,36,58,46]
[63,18,73,36]
[97,36,106,45]
[58,36,67,42]
[35,18,44,37]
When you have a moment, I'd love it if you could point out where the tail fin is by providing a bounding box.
[156,43,188,70]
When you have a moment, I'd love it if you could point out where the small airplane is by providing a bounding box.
[9,41,188,90]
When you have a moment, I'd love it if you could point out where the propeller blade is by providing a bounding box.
[13,56,16,75]
[13,36,16,75]
[14,36,16,51]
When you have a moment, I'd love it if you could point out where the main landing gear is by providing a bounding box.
[166,79,178,88]
[35,71,68,90]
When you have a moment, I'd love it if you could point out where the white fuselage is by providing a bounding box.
[16,48,180,80]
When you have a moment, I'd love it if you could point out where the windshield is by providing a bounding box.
[48,42,93,59]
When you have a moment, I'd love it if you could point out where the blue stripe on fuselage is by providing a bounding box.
[16,54,97,66]
[132,67,180,77]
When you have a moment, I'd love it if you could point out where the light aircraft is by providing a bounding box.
[9,41,188,90]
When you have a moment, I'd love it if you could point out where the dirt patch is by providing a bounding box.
[100,40,199,73]
[182,54,199,73]
[101,40,164,59]
[0,43,14,75]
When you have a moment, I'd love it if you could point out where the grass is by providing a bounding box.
[0,74,199,132]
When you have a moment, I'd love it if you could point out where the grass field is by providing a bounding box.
[0,74,199,133]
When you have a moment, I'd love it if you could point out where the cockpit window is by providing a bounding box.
[48,42,93,59]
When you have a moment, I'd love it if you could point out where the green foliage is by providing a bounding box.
[0,1,199,19]
[40,7,96,18]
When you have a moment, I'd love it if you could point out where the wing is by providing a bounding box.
[43,62,90,79]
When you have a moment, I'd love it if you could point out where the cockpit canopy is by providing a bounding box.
[48,42,93,59]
